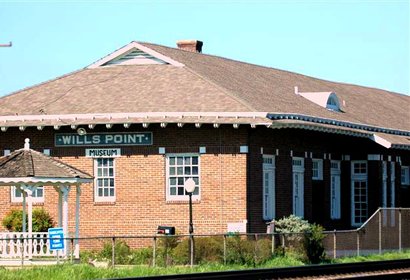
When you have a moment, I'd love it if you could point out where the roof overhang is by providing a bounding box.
[0,112,409,150]
[0,177,93,186]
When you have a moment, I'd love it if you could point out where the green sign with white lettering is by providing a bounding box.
[55,132,152,147]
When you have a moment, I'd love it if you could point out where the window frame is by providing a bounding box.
[401,166,410,186]
[11,186,45,203]
[351,160,368,227]
[166,153,201,202]
[94,157,116,203]
[292,157,305,217]
[262,155,275,220]
[312,159,323,180]
[330,160,341,220]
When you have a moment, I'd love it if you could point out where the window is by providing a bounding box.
[263,155,275,220]
[11,186,44,203]
[326,94,341,111]
[401,166,410,185]
[312,159,323,180]
[292,157,304,217]
[330,161,341,219]
[351,161,368,226]
[94,158,115,202]
[166,154,200,201]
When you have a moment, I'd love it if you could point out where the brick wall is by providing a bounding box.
[0,124,409,241]
[0,125,248,240]
[247,127,410,231]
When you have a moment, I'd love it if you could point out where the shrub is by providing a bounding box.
[172,236,224,265]
[130,247,153,265]
[156,235,181,266]
[305,224,326,264]
[225,234,256,265]
[99,240,132,265]
[254,238,273,265]
[273,215,326,263]
[2,208,54,232]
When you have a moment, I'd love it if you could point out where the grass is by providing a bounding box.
[0,251,408,280]
[332,250,410,263]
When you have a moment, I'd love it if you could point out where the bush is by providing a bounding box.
[173,236,224,265]
[156,235,181,266]
[99,240,132,265]
[2,208,54,232]
[129,247,153,265]
[305,224,326,264]
[273,215,326,263]
[225,234,254,265]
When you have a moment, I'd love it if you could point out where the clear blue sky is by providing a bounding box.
[0,0,409,97]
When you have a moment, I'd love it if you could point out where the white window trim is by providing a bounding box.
[292,157,305,218]
[351,160,368,227]
[330,160,341,220]
[390,162,396,207]
[262,155,275,220]
[401,166,410,185]
[166,153,201,202]
[11,186,45,203]
[382,161,387,208]
[312,159,323,180]
[94,158,116,203]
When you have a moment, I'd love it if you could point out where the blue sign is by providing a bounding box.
[48,227,65,251]
[55,132,152,147]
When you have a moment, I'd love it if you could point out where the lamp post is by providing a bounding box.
[184,178,196,268]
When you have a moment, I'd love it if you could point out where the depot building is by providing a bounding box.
[0,40,409,237]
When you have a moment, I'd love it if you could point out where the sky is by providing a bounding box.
[0,0,409,97]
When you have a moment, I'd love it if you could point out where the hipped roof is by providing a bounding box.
[0,148,93,181]
[0,41,408,149]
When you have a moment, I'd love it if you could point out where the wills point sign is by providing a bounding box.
[55,132,152,147]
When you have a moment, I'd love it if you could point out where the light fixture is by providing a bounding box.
[77,128,87,136]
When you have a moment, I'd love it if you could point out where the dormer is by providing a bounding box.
[295,87,341,112]
[87,41,184,69]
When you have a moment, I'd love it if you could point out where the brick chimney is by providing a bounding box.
[176,40,203,53]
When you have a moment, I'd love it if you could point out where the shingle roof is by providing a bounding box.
[0,148,93,179]
[143,42,410,132]
[0,40,408,145]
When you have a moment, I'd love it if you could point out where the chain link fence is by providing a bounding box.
[1,208,409,267]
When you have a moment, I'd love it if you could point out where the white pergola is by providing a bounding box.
[0,139,93,259]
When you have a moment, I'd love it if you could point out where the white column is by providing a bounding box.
[25,187,33,260]
[21,186,27,233]
[61,186,70,257]
[54,186,63,227]
[75,185,81,259]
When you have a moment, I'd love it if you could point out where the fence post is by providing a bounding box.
[111,237,115,268]
[399,208,402,253]
[189,234,194,268]
[281,233,285,249]
[378,210,382,254]
[333,230,337,259]
[254,234,258,265]
[153,236,157,267]
[356,230,360,257]
[223,234,226,265]
[271,233,275,255]
[70,238,74,263]
[21,235,24,267]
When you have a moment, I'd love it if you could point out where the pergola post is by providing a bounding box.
[75,185,81,259]
[21,186,27,233]
[23,187,34,260]
[61,186,70,257]
[57,187,63,227]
